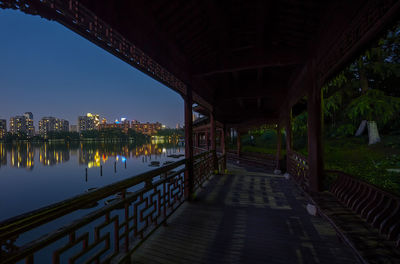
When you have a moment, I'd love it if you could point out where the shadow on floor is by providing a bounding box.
[131,163,359,264]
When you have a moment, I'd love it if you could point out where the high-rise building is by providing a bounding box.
[60,119,69,132]
[39,117,69,137]
[10,116,27,135]
[24,112,35,137]
[9,113,35,137]
[0,119,6,139]
[78,113,100,131]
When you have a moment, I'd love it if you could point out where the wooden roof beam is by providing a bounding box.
[194,48,305,76]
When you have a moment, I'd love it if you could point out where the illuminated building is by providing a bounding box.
[24,112,35,137]
[101,118,107,124]
[98,118,130,133]
[39,117,69,137]
[10,113,35,137]
[78,113,100,131]
[131,121,162,135]
[0,119,6,139]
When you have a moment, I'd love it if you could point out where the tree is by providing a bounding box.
[323,22,400,143]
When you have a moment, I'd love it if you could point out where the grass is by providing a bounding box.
[238,130,400,195]
[323,135,400,195]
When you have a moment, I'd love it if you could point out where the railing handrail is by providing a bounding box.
[1,168,188,264]
[0,150,213,242]
[287,149,308,162]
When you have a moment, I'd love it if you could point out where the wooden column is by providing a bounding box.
[285,109,293,170]
[307,69,324,192]
[237,130,241,157]
[210,111,218,170]
[221,128,226,155]
[221,125,227,170]
[276,123,282,170]
[184,88,194,200]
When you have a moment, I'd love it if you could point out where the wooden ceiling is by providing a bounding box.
[59,0,400,125]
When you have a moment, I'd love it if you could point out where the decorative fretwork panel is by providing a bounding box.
[193,151,214,191]
[0,158,192,263]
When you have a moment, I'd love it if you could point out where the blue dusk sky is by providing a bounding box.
[0,9,184,128]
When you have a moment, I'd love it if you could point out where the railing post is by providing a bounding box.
[184,87,194,200]
[210,111,218,171]
[307,63,324,192]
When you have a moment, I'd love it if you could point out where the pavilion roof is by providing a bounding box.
[38,0,400,125]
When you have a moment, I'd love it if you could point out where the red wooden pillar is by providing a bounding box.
[285,109,293,170]
[210,111,218,170]
[237,130,241,157]
[307,69,324,192]
[221,125,227,170]
[184,88,194,200]
[221,128,226,155]
[276,123,282,170]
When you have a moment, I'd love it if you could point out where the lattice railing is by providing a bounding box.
[193,146,208,155]
[193,150,214,191]
[287,150,309,190]
[0,152,215,263]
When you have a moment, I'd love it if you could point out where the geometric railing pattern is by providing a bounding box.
[287,150,309,190]
[0,151,220,263]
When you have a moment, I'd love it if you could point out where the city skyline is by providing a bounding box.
[0,9,184,128]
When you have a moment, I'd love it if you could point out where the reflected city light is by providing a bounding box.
[3,142,183,170]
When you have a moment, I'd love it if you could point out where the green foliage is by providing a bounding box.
[324,90,343,118]
[333,124,355,137]
[346,89,400,124]
[292,112,308,151]
[241,128,286,157]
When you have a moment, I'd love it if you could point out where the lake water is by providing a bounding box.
[0,141,185,221]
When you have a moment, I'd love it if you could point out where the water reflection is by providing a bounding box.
[10,142,35,170]
[0,141,182,170]
[40,143,70,166]
[0,143,6,166]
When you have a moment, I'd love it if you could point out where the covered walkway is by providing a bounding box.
[132,163,358,264]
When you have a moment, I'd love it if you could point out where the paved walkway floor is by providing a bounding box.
[131,163,359,264]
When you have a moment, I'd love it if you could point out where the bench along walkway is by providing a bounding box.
[312,171,400,264]
[131,163,358,263]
